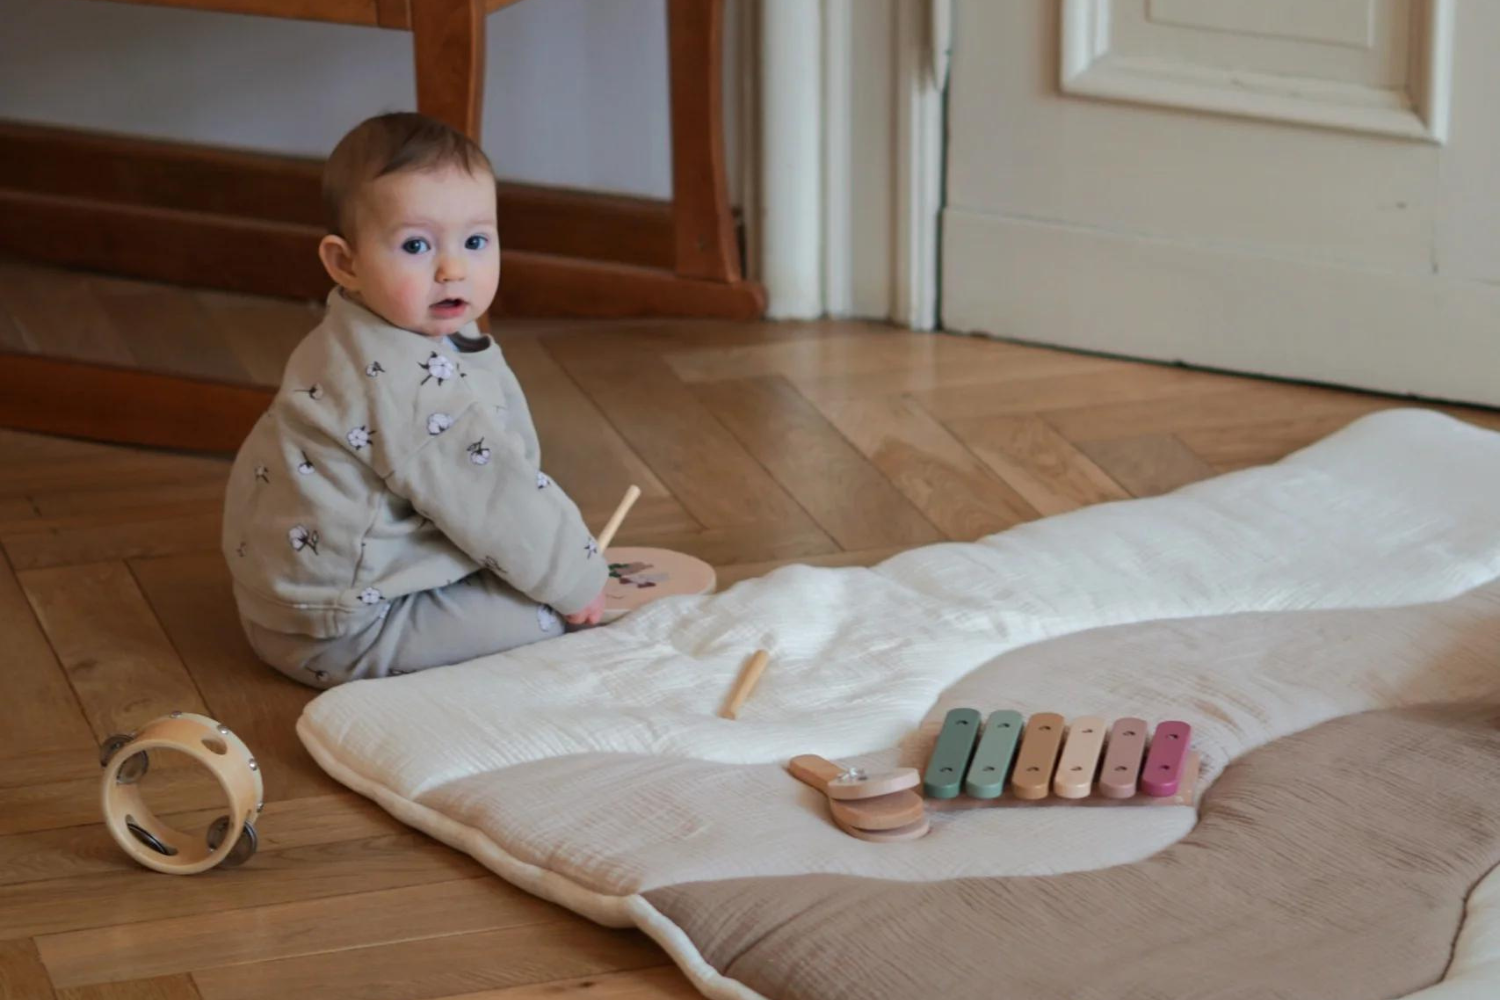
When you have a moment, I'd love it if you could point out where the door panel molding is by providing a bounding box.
[1060,0,1454,143]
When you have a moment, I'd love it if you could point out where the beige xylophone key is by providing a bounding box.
[1053,716,1107,799]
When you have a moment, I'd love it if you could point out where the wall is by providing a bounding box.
[0,0,681,200]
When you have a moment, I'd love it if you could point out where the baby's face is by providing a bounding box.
[347,165,500,338]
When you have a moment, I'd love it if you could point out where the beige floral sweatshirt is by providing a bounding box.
[222,290,606,640]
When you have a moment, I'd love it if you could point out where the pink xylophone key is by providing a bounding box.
[1097,717,1149,799]
[1140,721,1193,797]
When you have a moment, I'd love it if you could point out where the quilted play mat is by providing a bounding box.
[297,408,1500,999]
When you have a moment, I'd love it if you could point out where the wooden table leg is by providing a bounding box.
[413,0,488,329]
[667,0,741,283]
[412,0,487,139]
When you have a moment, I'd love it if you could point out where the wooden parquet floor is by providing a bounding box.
[2,262,1497,999]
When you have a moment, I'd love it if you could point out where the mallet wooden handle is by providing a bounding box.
[596,485,641,551]
[721,649,770,719]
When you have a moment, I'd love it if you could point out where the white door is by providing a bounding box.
[940,1,1500,407]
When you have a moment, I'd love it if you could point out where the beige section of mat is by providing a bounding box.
[647,704,1500,1000]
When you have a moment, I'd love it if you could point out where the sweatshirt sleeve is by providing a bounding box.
[385,400,607,615]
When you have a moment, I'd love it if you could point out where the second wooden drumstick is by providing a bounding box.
[721,649,771,720]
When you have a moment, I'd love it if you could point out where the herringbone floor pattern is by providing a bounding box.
[2,261,1496,999]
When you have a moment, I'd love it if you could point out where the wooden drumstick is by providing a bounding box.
[596,485,641,551]
[721,649,770,719]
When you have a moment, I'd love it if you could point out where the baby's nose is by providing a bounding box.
[436,254,467,281]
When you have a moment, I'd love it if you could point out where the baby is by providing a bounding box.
[222,112,607,688]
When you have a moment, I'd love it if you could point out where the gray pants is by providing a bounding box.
[243,572,567,688]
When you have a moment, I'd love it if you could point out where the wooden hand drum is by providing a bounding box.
[591,487,715,622]
[602,547,716,622]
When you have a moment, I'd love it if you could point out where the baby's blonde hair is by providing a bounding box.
[322,112,493,240]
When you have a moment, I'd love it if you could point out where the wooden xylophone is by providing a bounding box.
[922,709,1201,808]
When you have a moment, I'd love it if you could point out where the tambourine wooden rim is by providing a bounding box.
[99,711,264,875]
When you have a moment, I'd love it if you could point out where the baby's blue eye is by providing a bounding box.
[465,235,489,251]
[401,238,430,254]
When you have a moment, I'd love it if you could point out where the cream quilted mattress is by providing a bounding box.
[297,408,1500,999]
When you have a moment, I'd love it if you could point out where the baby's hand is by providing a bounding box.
[563,590,606,627]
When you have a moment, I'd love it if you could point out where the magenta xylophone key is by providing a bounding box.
[1139,721,1192,797]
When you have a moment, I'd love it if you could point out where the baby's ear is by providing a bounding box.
[318,235,359,291]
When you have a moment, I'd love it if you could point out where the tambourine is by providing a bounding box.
[99,711,263,875]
